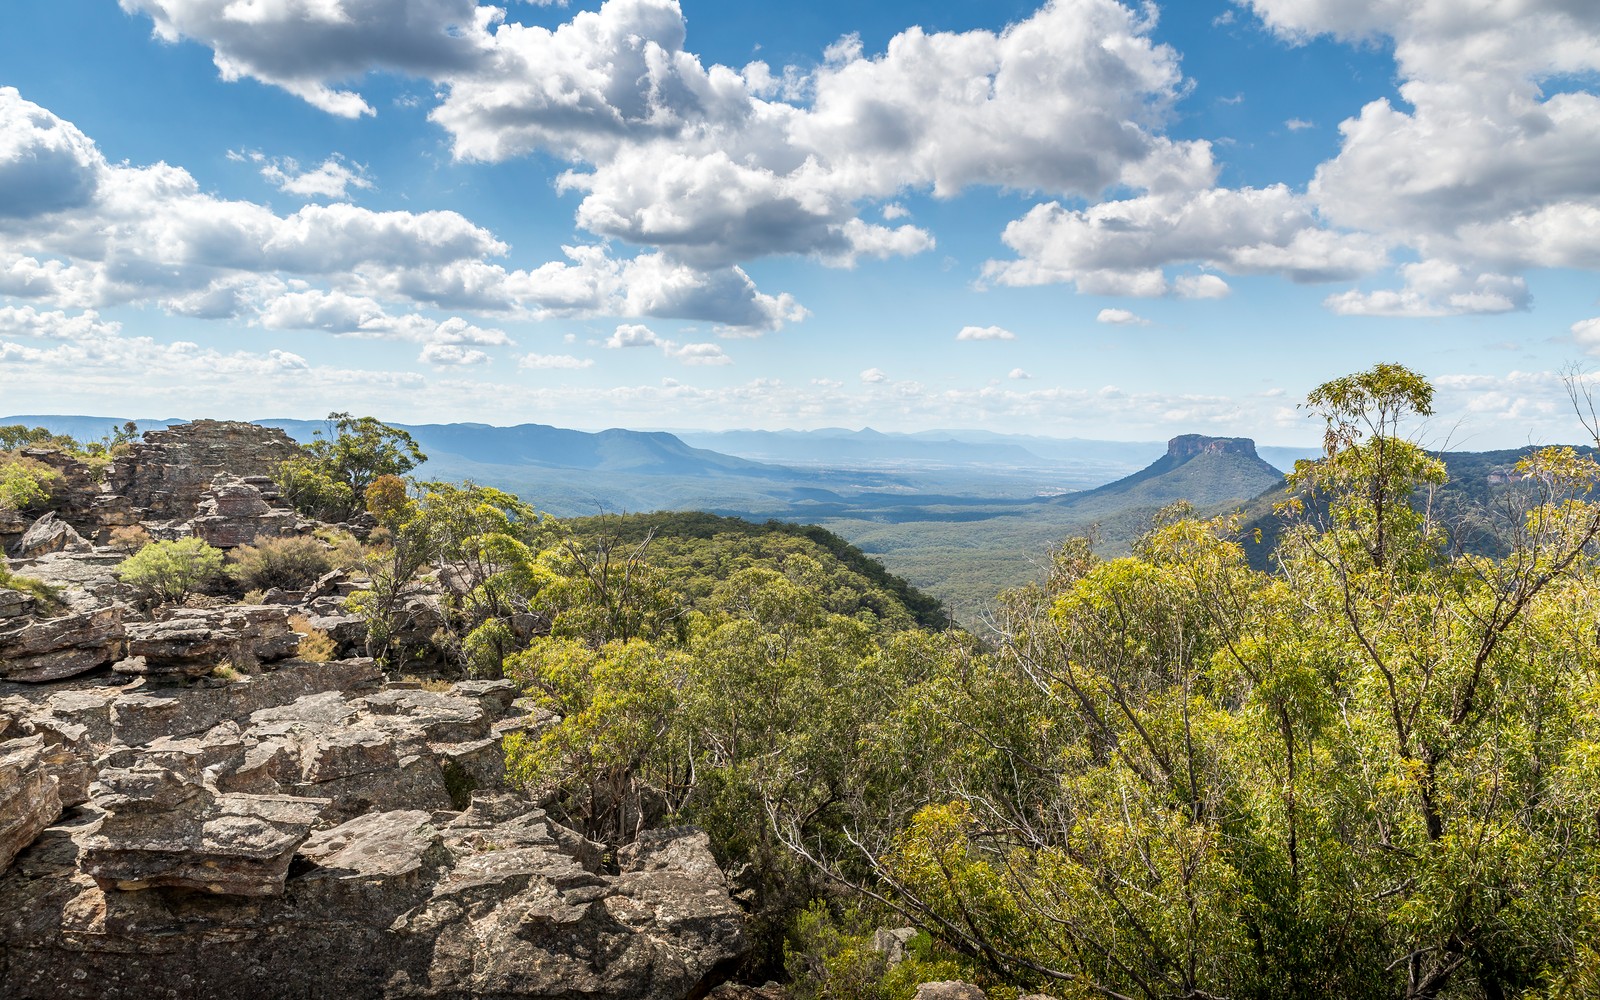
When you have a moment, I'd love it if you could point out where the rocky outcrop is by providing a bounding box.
[0,605,124,683]
[82,750,326,895]
[0,654,747,1000]
[9,449,140,544]
[0,737,62,874]
[2,551,127,610]
[2,801,745,1000]
[191,474,301,548]
[1166,434,1261,462]
[107,420,302,520]
[115,605,301,679]
[13,512,91,559]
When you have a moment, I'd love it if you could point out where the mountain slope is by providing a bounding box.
[1054,435,1287,517]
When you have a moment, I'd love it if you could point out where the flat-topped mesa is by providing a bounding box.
[1166,434,1261,462]
[107,420,302,520]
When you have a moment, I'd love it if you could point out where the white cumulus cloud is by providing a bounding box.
[520,353,595,370]
[1096,308,1150,326]
[956,325,1016,341]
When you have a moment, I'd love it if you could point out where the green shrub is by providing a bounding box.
[118,538,225,605]
[786,903,970,1000]
[229,535,332,592]
[0,455,60,512]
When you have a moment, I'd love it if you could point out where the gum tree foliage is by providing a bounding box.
[498,517,946,975]
[277,413,426,523]
[347,478,538,669]
[765,364,1600,1000]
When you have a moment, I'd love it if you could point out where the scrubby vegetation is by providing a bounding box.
[118,537,226,605]
[228,535,334,592]
[309,365,1600,998]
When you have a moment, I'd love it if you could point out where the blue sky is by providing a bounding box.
[1,0,1598,447]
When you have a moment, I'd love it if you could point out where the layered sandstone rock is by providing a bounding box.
[0,605,124,683]
[115,605,301,679]
[0,658,747,1000]
[191,474,301,548]
[0,736,62,874]
[82,751,327,895]
[13,512,91,559]
[108,420,301,520]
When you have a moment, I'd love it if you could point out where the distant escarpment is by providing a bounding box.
[1164,433,1262,462]
[1051,433,1285,516]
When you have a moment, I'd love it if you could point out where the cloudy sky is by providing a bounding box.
[2,0,1599,447]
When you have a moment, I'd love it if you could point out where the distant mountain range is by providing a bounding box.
[2,414,789,481]
[3,414,1319,620]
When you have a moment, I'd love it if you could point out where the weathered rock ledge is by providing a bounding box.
[0,659,747,1000]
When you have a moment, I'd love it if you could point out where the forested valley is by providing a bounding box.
[5,364,1600,1000]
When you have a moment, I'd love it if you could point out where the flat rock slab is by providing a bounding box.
[0,606,123,683]
[83,780,327,896]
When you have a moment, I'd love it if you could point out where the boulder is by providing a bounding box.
[0,589,34,620]
[872,926,919,966]
[14,512,91,559]
[191,475,301,548]
[82,753,326,896]
[116,605,300,678]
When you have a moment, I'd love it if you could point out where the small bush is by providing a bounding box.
[0,455,60,512]
[229,535,332,592]
[289,614,339,662]
[786,903,972,1000]
[108,525,152,554]
[314,527,367,572]
[119,538,225,606]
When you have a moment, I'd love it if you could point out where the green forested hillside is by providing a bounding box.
[351,365,1600,999]
[564,510,950,630]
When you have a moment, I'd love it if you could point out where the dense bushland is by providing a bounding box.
[437,365,1600,998]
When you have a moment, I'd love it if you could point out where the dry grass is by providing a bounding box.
[289,614,339,662]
